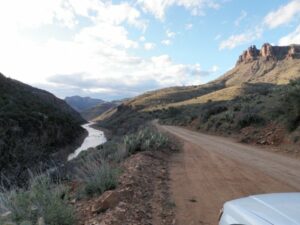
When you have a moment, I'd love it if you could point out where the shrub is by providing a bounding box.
[200,104,228,123]
[0,173,75,225]
[237,113,265,128]
[75,158,118,198]
[124,127,169,154]
[222,111,235,123]
[283,79,300,131]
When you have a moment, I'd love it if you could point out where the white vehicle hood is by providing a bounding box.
[224,193,300,225]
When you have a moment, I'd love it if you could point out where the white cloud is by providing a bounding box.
[0,0,76,29]
[161,39,172,46]
[137,0,220,20]
[75,23,139,49]
[279,25,300,45]
[166,29,176,38]
[220,0,300,50]
[219,27,262,50]
[139,36,146,42]
[211,65,219,72]
[234,10,247,26]
[185,23,193,30]
[144,42,156,50]
[264,0,300,29]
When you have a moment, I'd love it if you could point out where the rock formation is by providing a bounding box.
[236,43,300,65]
[237,45,259,64]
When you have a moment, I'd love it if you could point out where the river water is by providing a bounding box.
[68,122,107,160]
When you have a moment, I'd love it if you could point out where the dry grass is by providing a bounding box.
[143,86,243,111]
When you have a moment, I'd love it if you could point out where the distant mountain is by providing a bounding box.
[65,96,105,112]
[0,73,86,186]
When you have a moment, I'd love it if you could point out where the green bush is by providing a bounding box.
[283,79,300,131]
[0,173,75,225]
[75,158,118,198]
[124,127,170,154]
[199,104,228,123]
[237,113,265,128]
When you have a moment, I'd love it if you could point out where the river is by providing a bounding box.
[68,122,107,160]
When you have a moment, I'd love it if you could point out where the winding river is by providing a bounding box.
[68,122,107,160]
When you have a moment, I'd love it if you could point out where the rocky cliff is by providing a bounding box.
[217,44,300,86]
[236,43,300,65]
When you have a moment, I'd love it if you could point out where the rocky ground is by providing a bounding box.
[75,151,176,225]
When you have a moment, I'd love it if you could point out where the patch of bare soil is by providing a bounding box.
[240,123,285,145]
[75,151,175,225]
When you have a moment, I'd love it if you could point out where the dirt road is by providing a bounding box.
[161,125,300,225]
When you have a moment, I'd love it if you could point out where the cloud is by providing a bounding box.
[166,29,176,38]
[185,23,193,30]
[161,39,172,46]
[264,0,300,29]
[219,0,300,50]
[139,36,146,42]
[144,42,156,50]
[0,0,218,100]
[137,0,220,20]
[75,23,139,49]
[45,55,210,99]
[234,10,247,26]
[0,0,76,29]
[211,65,219,72]
[219,27,263,50]
[279,25,300,45]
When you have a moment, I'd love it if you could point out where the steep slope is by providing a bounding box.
[0,73,85,186]
[81,102,117,121]
[65,96,105,112]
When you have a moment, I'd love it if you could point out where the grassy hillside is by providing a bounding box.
[0,73,85,186]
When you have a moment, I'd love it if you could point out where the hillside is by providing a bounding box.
[97,44,300,149]
[0,73,86,186]
[65,96,105,112]
[81,102,117,121]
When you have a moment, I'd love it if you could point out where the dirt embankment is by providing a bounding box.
[75,151,176,225]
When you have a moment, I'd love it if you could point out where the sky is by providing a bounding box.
[0,0,300,100]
